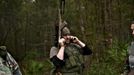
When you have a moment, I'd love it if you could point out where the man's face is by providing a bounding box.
[131,24,134,35]
[63,35,71,44]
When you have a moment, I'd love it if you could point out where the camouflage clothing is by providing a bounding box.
[0,57,12,75]
[123,42,134,75]
[128,42,134,69]
[6,53,21,73]
[50,43,92,75]
[0,46,22,75]
[62,44,84,73]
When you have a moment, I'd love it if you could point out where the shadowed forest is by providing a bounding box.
[0,0,134,75]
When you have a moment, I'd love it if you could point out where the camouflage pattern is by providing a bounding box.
[63,43,84,70]
[6,53,20,73]
[50,43,84,75]
[0,46,22,75]
[0,57,12,75]
[129,42,134,69]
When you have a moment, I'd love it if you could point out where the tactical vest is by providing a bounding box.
[61,43,84,73]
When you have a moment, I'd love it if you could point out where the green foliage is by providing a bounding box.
[24,51,39,60]
[22,50,52,75]
[89,63,117,75]
[106,40,128,64]
[88,40,128,75]
[22,59,52,75]
[24,60,44,75]
[0,0,134,75]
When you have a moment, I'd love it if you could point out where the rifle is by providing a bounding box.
[53,0,66,75]
[54,0,66,47]
[58,0,66,41]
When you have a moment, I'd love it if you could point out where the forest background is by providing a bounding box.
[0,0,134,75]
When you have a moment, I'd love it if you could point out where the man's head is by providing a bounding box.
[131,21,134,35]
[61,27,71,43]
[61,27,70,36]
[0,46,7,58]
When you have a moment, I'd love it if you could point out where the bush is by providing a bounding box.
[88,40,128,75]
[21,50,52,75]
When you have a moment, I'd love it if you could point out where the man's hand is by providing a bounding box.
[59,38,65,46]
[68,36,79,43]
[69,36,86,47]
[57,38,65,60]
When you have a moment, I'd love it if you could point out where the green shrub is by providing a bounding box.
[21,50,52,75]
[88,40,128,75]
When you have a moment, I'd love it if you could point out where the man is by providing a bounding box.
[0,46,22,75]
[50,27,92,75]
[123,21,134,75]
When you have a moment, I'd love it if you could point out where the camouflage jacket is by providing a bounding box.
[0,57,12,75]
[4,53,19,72]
